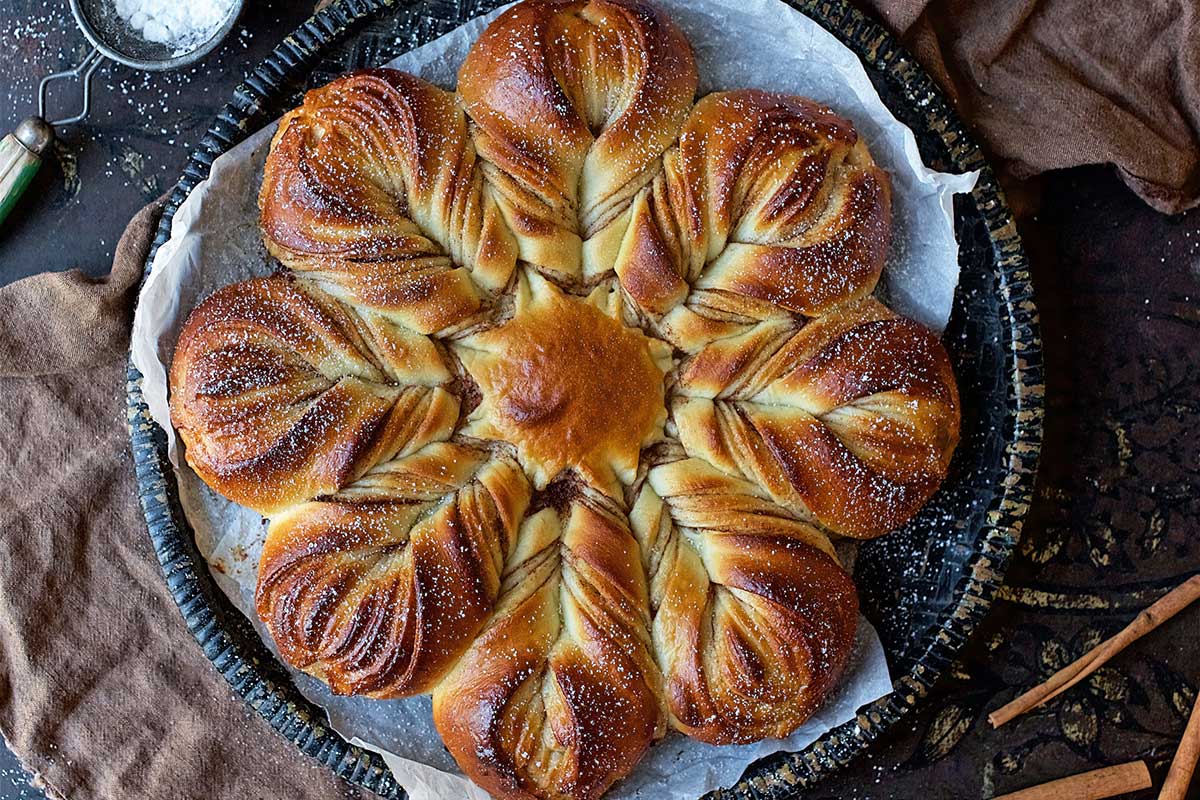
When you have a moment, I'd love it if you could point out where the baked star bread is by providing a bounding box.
[168,1,961,798]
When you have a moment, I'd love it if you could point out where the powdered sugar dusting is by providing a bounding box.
[110,0,237,56]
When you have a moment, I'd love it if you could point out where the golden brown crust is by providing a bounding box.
[458,0,698,279]
[166,1,959,797]
[433,494,663,800]
[612,90,892,343]
[686,93,891,315]
[672,297,960,538]
[258,70,509,333]
[457,271,670,497]
[630,458,858,743]
[169,276,458,515]
[257,443,530,697]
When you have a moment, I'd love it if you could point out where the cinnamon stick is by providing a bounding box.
[992,760,1152,800]
[990,574,1200,728]
[1160,690,1200,800]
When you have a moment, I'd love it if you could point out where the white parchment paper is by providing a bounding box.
[131,1,978,797]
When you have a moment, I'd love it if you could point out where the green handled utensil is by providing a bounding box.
[0,0,245,227]
[0,118,58,227]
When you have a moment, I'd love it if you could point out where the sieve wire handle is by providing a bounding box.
[39,47,105,127]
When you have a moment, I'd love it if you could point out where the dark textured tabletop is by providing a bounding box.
[1,2,1198,799]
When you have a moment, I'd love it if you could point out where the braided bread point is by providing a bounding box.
[631,457,858,743]
[672,297,960,538]
[610,90,891,349]
[433,492,663,800]
[169,276,458,515]
[257,442,530,697]
[259,69,516,334]
[458,0,698,281]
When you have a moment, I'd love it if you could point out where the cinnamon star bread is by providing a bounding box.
[169,1,960,797]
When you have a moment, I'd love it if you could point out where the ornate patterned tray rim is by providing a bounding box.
[125,1,1044,797]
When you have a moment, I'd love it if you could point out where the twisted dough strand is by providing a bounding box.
[169,276,459,514]
[614,90,892,347]
[672,297,960,537]
[630,457,858,743]
[258,442,530,696]
[433,488,664,800]
[458,0,698,280]
[259,70,516,334]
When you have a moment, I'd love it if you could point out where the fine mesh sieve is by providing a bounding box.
[72,0,244,71]
[0,0,246,225]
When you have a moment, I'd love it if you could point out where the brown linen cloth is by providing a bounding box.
[859,0,1200,214]
[0,200,367,800]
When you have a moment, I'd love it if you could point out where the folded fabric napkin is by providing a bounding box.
[859,0,1200,213]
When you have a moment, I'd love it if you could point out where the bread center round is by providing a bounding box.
[455,273,668,493]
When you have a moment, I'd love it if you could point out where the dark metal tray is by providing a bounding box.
[126,0,1044,796]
